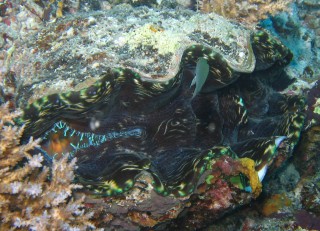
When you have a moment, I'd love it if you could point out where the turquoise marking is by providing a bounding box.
[63,126,69,136]
[239,97,244,107]
[70,143,79,151]
[56,121,64,129]
[70,129,76,136]
[42,121,145,158]
[245,186,252,193]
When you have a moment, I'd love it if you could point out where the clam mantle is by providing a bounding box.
[15,4,305,230]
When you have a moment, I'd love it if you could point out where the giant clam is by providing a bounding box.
[16,5,305,229]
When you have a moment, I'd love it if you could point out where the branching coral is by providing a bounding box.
[197,0,293,25]
[0,103,95,230]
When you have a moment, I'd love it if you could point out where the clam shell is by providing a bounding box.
[13,5,255,103]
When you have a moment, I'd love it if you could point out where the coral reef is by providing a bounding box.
[203,77,320,230]
[79,155,262,229]
[299,175,320,216]
[306,80,320,126]
[13,7,305,230]
[195,0,293,25]
[14,9,300,198]
[297,0,320,53]
[0,104,95,230]
[1,1,319,230]
[260,0,320,81]
[261,193,292,216]
[294,125,320,175]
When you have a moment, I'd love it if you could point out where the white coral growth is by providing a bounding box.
[0,103,96,230]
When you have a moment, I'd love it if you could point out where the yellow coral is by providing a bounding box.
[238,157,262,198]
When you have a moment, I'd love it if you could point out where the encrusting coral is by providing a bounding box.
[197,0,293,25]
[0,103,95,230]
[238,158,262,197]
